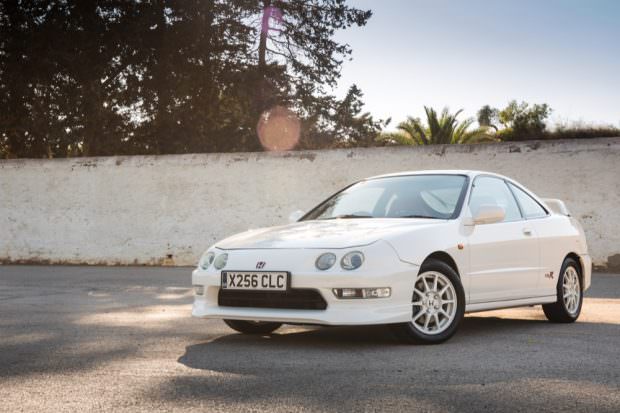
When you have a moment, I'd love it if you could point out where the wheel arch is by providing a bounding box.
[421,251,460,277]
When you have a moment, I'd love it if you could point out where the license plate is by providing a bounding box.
[221,271,289,291]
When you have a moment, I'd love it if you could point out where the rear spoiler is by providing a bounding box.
[542,198,571,216]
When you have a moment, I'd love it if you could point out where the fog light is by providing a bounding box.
[193,285,204,295]
[332,287,391,299]
[364,287,391,298]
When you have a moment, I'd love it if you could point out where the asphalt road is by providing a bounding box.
[1,266,619,412]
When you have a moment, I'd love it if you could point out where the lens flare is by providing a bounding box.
[257,106,301,151]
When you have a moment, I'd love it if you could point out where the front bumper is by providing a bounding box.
[191,242,420,325]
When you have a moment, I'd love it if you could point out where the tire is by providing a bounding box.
[223,319,282,335]
[542,257,583,323]
[390,259,465,344]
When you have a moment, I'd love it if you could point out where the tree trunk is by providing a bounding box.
[258,0,271,73]
[256,0,273,114]
[76,3,103,157]
[153,0,170,154]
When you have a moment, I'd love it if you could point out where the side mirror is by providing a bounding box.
[472,205,505,225]
[288,210,304,223]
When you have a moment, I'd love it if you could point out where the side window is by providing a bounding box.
[508,183,548,219]
[469,177,522,222]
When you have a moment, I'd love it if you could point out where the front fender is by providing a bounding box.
[382,220,468,275]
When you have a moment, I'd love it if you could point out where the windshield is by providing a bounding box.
[303,175,468,221]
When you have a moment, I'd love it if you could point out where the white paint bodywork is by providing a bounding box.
[192,170,592,325]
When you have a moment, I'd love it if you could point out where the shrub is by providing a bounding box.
[544,126,620,140]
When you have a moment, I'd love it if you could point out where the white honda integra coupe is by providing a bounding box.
[192,170,591,344]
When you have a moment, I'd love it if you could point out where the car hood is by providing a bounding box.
[215,218,444,250]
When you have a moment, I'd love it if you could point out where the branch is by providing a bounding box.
[265,47,291,59]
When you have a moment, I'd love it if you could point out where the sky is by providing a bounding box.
[334,0,620,130]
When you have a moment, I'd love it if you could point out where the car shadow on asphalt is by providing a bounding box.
[177,315,552,371]
[167,314,620,411]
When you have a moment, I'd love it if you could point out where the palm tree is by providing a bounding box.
[379,107,496,145]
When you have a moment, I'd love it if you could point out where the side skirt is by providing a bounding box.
[465,295,557,313]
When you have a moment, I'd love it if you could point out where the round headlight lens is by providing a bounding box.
[341,251,364,270]
[213,253,228,270]
[315,253,337,271]
[198,251,215,270]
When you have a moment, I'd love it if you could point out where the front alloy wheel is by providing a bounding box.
[391,259,465,344]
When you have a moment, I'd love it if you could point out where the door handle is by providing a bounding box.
[522,227,533,236]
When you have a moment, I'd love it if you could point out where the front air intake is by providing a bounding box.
[218,288,327,310]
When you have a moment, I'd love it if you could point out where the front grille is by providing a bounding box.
[218,289,327,310]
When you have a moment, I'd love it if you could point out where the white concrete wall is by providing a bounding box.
[1,138,619,269]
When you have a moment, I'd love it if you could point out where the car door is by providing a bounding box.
[507,182,556,296]
[466,176,541,303]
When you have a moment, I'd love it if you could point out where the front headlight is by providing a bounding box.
[341,251,364,270]
[198,251,215,270]
[214,253,228,270]
[315,253,336,270]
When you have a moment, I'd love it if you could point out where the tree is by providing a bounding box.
[0,0,160,157]
[250,0,379,149]
[0,0,378,158]
[477,105,499,130]
[498,100,551,140]
[298,85,386,148]
[378,107,495,145]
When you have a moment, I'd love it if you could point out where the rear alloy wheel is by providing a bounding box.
[391,259,465,344]
[542,258,583,323]
[224,319,282,335]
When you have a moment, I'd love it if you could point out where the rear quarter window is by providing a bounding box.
[509,183,548,219]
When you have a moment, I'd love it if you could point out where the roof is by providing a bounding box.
[362,170,552,214]
[366,170,507,180]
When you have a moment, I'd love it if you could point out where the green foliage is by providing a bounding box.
[495,127,515,142]
[498,100,551,141]
[495,124,620,142]
[0,0,379,158]
[298,85,386,148]
[378,107,496,146]
[477,103,619,142]
[477,105,499,130]
[545,124,620,140]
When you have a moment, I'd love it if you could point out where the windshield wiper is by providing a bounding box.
[398,214,442,219]
[323,214,373,220]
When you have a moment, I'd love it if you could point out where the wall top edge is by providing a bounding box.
[1,136,619,167]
